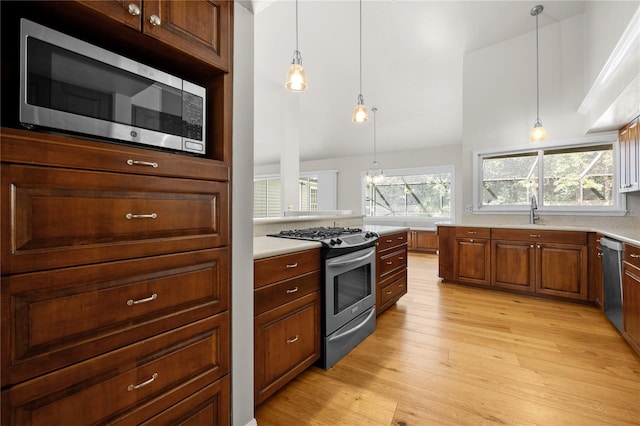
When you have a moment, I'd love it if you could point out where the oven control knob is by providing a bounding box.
[336,238,343,244]
[330,239,337,245]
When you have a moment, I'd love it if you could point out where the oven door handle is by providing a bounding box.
[327,308,376,342]
[326,250,375,268]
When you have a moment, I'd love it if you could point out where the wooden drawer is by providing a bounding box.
[455,227,491,239]
[0,128,229,182]
[254,249,320,288]
[1,313,229,425]
[491,228,587,245]
[379,270,407,308]
[1,248,229,387]
[624,243,640,268]
[255,270,321,315]
[135,376,230,426]
[378,248,407,279]
[377,231,408,252]
[254,292,321,405]
[1,164,229,274]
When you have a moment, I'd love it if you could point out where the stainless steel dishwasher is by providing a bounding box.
[600,237,624,332]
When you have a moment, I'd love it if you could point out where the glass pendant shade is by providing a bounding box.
[366,161,384,184]
[529,121,547,142]
[285,52,308,92]
[352,95,369,123]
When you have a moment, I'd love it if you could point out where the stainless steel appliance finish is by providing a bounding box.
[19,19,206,155]
[601,237,624,332]
[268,227,378,369]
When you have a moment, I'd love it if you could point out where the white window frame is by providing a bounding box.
[472,133,626,215]
[361,165,455,223]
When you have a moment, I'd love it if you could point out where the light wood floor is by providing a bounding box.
[254,253,640,425]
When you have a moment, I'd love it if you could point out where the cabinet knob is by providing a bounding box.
[597,253,603,257]
[530,244,534,248]
[127,3,141,16]
[537,245,541,249]
[149,14,161,26]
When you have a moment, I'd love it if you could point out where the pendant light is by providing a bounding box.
[529,4,547,142]
[366,107,384,184]
[285,0,308,92]
[352,0,368,123]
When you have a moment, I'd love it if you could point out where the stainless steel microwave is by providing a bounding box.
[19,19,206,155]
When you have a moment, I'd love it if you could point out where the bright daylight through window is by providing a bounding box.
[253,177,318,218]
[479,143,616,210]
[364,167,453,219]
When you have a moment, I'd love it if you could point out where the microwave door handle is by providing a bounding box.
[326,250,374,268]
[326,308,376,343]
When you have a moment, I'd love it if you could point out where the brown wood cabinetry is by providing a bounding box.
[376,231,409,314]
[254,249,321,406]
[74,0,231,70]
[491,229,588,300]
[618,116,639,193]
[1,1,233,422]
[454,227,491,286]
[588,233,604,307]
[1,130,231,424]
[622,243,640,354]
[437,226,455,281]
[408,230,439,253]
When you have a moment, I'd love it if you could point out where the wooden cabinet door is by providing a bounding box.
[74,0,143,30]
[454,238,490,286]
[254,292,321,406]
[409,230,438,253]
[623,262,640,353]
[536,243,588,300]
[492,240,535,292]
[588,233,604,307]
[143,0,230,70]
[437,226,455,281]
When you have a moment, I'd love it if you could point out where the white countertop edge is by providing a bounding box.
[253,214,364,225]
[253,236,322,260]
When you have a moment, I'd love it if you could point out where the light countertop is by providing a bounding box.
[363,225,410,235]
[254,236,322,260]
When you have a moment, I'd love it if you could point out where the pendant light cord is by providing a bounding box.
[359,0,362,95]
[295,0,299,52]
[373,108,377,162]
[535,12,540,123]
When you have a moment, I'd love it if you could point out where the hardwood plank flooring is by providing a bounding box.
[254,253,640,425]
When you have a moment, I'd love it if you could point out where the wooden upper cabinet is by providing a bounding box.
[618,116,640,193]
[73,0,231,70]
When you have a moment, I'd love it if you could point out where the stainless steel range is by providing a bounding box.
[268,227,378,369]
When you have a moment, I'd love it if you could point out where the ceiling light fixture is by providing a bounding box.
[366,107,384,184]
[529,4,547,142]
[285,0,308,92]
[352,0,368,123]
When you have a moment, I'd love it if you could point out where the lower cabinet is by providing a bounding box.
[588,233,604,307]
[454,227,491,286]
[622,243,640,354]
[254,250,321,406]
[491,229,588,300]
[408,230,438,253]
[376,231,409,314]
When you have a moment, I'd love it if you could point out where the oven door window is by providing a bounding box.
[26,37,188,137]
[334,264,372,314]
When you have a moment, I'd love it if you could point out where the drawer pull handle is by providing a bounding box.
[386,239,393,243]
[398,236,404,240]
[127,293,157,306]
[529,234,541,238]
[386,290,393,295]
[127,159,158,168]
[287,335,299,344]
[530,244,534,248]
[386,261,393,265]
[126,213,157,220]
[286,287,299,294]
[398,257,404,260]
[597,253,603,257]
[631,254,640,259]
[127,372,158,391]
[470,239,474,242]
[285,262,298,269]
[467,231,477,235]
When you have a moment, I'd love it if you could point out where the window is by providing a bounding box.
[363,166,454,219]
[474,137,622,213]
[254,171,335,219]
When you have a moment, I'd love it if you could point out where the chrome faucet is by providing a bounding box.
[529,195,540,224]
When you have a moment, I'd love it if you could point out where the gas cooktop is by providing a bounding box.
[267,227,378,248]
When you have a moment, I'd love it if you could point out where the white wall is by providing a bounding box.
[232,3,255,425]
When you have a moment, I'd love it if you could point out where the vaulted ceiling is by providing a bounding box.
[250,1,587,165]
